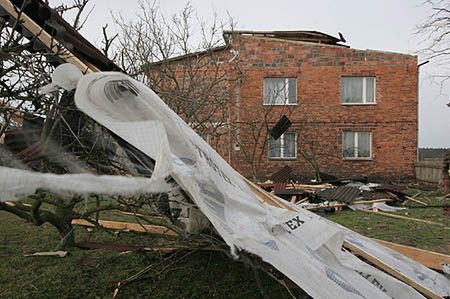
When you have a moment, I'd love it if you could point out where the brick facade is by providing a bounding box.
[150,32,418,182]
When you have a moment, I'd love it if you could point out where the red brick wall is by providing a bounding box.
[227,35,418,181]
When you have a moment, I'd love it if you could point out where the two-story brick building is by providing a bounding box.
[148,30,418,182]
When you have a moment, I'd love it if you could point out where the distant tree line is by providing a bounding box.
[418,148,449,160]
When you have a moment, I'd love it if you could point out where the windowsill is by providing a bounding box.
[263,103,298,106]
[268,157,297,161]
[343,157,373,161]
[341,102,377,106]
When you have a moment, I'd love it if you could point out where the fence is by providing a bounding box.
[414,161,443,185]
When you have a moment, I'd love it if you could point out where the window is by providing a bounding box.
[343,131,372,159]
[269,132,297,159]
[341,77,375,104]
[263,78,297,105]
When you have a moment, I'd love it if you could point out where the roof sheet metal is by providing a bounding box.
[223,30,345,45]
[315,186,362,203]
[270,165,292,183]
[361,191,397,200]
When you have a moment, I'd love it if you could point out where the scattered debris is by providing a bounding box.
[359,210,447,227]
[269,115,292,140]
[24,251,68,258]
[268,179,409,214]
[404,195,428,206]
[76,242,180,253]
[439,193,450,200]
[374,239,450,272]
[0,1,449,297]
[71,219,178,236]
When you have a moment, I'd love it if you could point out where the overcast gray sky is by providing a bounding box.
[51,0,450,148]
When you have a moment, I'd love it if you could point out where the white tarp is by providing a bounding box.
[1,68,449,298]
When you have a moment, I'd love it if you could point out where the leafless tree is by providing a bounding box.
[417,0,450,107]
[0,0,161,248]
[296,123,339,183]
[417,1,450,63]
[231,101,295,182]
[112,0,240,139]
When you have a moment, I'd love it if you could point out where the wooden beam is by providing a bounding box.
[71,219,178,236]
[0,0,99,73]
[359,209,446,227]
[343,241,442,299]
[244,178,445,298]
[374,239,450,271]
[304,199,394,211]
[405,195,428,206]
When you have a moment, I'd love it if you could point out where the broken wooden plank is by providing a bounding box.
[291,183,332,189]
[374,239,450,271]
[343,240,442,299]
[359,210,446,227]
[405,195,428,206]
[120,211,165,219]
[244,179,446,298]
[0,0,98,73]
[71,219,178,236]
[24,251,68,258]
[439,193,450,200]
[76,241,222,254]
[302,199,393,210]
[295,197,309,205]
[290,195,298,204]
[76,241,180,253]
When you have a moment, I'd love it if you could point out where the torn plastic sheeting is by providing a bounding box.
[73,71,449,298]
[349,203,407,212]
[0,167,171,202]
[1,67,449,298]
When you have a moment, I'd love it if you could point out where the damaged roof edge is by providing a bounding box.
[143,29,348,70]
[223,29,346,45]
[143,45,229,69]
[223,30,345,42]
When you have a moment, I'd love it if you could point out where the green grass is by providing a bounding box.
[327,190,450,254]
[0,188,448,298]
[0,212,292,299]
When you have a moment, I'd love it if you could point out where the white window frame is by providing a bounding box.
[341,76,376,105]
[342,131,372,160]
[268,132,297,160]
[263,77,297,106]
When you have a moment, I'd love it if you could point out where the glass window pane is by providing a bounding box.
[284,133,296,157]
[343,132,355,157]
[264,79,273,104]
[366,77,375,103]
[357,132,371,158]
[288,78,297,104]
[269,137,281,158]
[264,78,286,104]
[341,77,363,103]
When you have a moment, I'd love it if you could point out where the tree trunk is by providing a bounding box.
[54,199,76,249]
[314,168,322,183]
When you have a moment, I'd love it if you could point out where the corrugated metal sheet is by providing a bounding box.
[270,166,292,183]
[361,191,397,200]
[315,186,362,203]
